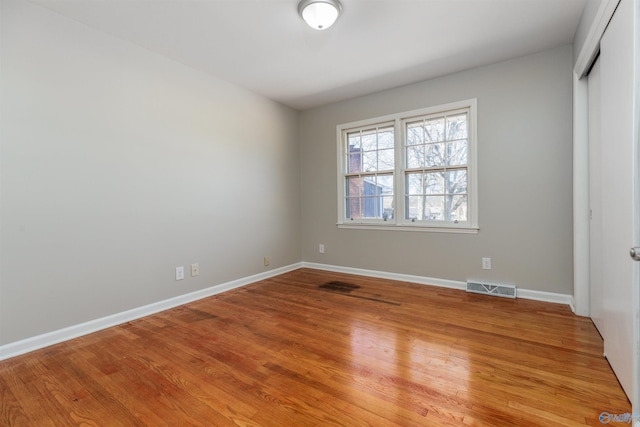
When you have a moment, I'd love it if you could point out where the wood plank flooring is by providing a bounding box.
[0,268,631,426]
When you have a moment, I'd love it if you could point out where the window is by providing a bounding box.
[337,99,478,232]
[404,111,469,223]
[344,123,395,221]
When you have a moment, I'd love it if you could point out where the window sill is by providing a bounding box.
[336,223,479,234]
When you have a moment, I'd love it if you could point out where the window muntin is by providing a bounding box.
[337,99,477,231]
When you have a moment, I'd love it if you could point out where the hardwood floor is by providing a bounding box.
[0,268,631,426]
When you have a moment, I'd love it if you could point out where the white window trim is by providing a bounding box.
[336,99,478,233]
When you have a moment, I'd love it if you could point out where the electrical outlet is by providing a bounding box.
[264,257,270,266]
[191,263,199,277]
[319,244,325,254]
[176,266,185,280]
[482,257,492,270]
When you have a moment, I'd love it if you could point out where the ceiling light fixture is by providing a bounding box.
[298,0,342,30]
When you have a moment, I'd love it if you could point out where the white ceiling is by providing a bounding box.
[31,0,587,110]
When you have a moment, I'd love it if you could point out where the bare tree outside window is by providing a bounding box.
[405,112,468,222]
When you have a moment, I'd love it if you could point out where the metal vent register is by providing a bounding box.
[466,281,516,298]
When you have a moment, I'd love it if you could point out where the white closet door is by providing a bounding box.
[597,0,635,400]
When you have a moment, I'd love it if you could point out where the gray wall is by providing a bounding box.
[299,45,574,294]
[0,0,300,344]
[1,0,576,347]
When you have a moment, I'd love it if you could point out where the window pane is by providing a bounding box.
[446,140,468,166]
[406,145,423,169]
[382,196,394,220]
[405,195,423,220]
[446,113,468,140]
[347,197,366,219]
[406,173,423,195]
[447,195,467,222]
[362,151,377,172]
[424,118,444,142]
[376,174,394,196]
[362,196,381,218]
[346,176,363,197]
[425,143,445,167]
[425,196,444,220]
[378,148,394,171]
[425,172,444,194]
[445,169,467,194]
[348,133,361,150]
[363,177,377,196]
[378,127,394,149]
[347,152,361,173]
[361,131,377,151]
[345,197,360,219]
[406,122,424,145]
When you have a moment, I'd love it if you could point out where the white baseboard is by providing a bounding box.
[0,262,303,361]
[0,261,573,361]
[302,262,466,290]
[516,288,574,307]
[302,262,573,307]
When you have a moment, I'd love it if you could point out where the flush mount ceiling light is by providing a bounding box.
[298,0,342,30]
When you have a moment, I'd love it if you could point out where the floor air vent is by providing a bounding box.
[466,281,516,298]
